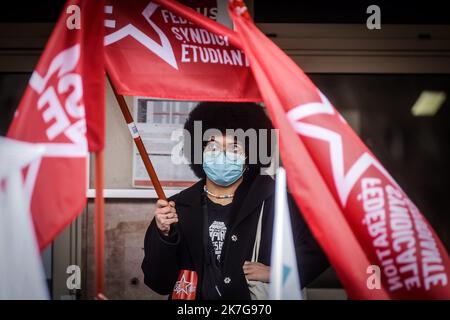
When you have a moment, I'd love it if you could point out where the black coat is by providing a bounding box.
[142,174,329,299]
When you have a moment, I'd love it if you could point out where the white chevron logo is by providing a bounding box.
[104,2,178,70]
[287,90,399,207]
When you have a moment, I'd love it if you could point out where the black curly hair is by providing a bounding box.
[183,102,274,179]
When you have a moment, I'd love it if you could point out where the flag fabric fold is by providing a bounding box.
[7,0,105,249]
[0,137,48,299]
[229,0,450,299]
[104,0,260,101]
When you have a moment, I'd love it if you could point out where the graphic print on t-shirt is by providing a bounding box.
[209,220,227,261]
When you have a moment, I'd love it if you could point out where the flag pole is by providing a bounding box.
[94,150,105,298]
[106,74,167,201]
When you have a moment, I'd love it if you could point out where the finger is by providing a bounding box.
[242,263,252,269]
[156,199,169,208]
[157,224,169,232]
[164,213,178,220]
[245,273,255,280]
[157,205,172,215]
[244,269,258,280]
[163,217,179,225]
[169,201,175,207]
[242,265,254,273]
[156,213,171,224]
[157,199,168,207]
[157,215,168,224]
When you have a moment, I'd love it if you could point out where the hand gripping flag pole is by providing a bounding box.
[95,75,167,298]
[95,75,167,300]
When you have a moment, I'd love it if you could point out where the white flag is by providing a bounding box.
[0,137,48,299]
[269,167,302,300]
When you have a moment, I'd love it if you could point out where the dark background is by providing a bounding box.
[0,1,450,24]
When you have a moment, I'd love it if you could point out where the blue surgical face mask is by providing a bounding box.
[202,151,246,187]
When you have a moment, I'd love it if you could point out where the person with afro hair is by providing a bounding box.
[142,102,329,300]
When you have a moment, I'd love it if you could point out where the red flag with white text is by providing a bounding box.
[7,0,105,249]
[229,1,450,299]
[104,0,260,101]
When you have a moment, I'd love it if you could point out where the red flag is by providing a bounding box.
[7,0,105,249]
[230,1,450,299]
[104,0,260,102]
[171,270,198,300]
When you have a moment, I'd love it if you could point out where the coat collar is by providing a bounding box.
[174,174,275,215]
[230,174,275,230]
[172,179,205,206]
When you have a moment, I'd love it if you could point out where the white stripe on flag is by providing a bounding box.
[269,167,302,300]
[0,137,49,300]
